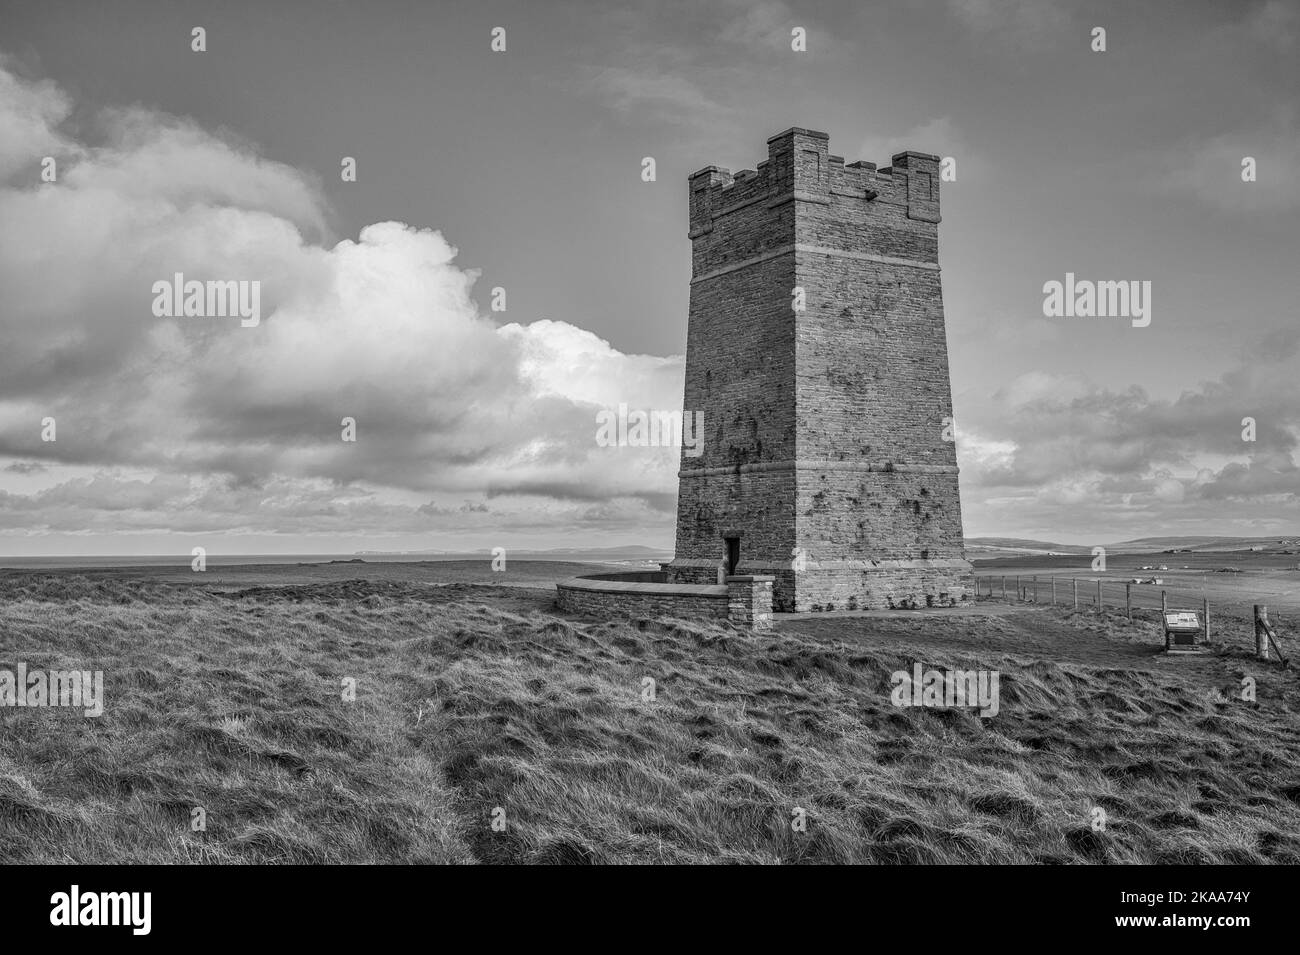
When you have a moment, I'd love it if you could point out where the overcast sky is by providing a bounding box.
[0,0,1297,555]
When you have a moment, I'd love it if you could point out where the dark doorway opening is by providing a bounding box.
[724,536,740,577]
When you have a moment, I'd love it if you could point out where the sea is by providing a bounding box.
[0,552,671,571]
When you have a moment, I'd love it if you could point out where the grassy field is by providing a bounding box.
[0,558,613,591]
[2,566,1299,864]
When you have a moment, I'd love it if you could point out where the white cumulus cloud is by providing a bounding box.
[0,61,684,546]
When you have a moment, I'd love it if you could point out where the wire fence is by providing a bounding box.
[973,571,1293,635]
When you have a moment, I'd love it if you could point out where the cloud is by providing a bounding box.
[581,63,730,124]
[945,0,1071,46]
[956,334,1300,536]
[1163,115,1300,212]
[578,0,842,128]
[0,60,77,179]
[1241,0,1298,51]
[0,63,685,544]
[858,116,986,180]
[717,0,799,51]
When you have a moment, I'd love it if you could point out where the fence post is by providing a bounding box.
[1072,578,1078,611]
[1096,578,1102,611]
[1255,605,1269,660]
[1033,576,1038,603]
[1051,577,1056,606]
[1203,597,1210,644]
[1125,583,1132,621]
[1258,607,1289,664]
[1001,575,1006,599]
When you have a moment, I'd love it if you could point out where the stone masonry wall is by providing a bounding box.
[726,575,775,630]
[669,128,972,611]
[555,573,775,630]
[557,583,728,622]
[794,564,972,613]
[668,152,798,584]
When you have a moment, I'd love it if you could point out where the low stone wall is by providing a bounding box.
[555,571,773,630]
[666,560,797,610]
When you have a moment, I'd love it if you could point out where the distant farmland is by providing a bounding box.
[972,549,1300,626]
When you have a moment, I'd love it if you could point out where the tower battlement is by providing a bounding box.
[668,127,972,612]
[688,128,941,244]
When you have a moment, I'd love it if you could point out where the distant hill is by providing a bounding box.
[965,538,1092,556]
[518,545,670,557]
[967,535,1300,556]
[355,544,672,561]
[357,538,1299,560]
[1107,536,1300,554]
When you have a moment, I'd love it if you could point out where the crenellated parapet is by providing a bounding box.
[688,128,942,246]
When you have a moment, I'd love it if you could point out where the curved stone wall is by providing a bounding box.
[555,571,773,630]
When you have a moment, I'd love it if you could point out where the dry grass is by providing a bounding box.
[2,575,1298,864]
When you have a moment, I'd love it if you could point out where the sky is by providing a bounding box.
[0,0,1296,555]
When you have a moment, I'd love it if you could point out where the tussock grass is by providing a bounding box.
[1,575,1298,863]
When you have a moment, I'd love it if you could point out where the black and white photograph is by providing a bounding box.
[0,0,1295,930]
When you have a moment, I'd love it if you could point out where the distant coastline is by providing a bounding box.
[0,550,673,571]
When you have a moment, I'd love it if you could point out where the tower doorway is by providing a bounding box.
[724,536,740,577]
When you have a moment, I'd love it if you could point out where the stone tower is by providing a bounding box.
[665,127,972,612]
